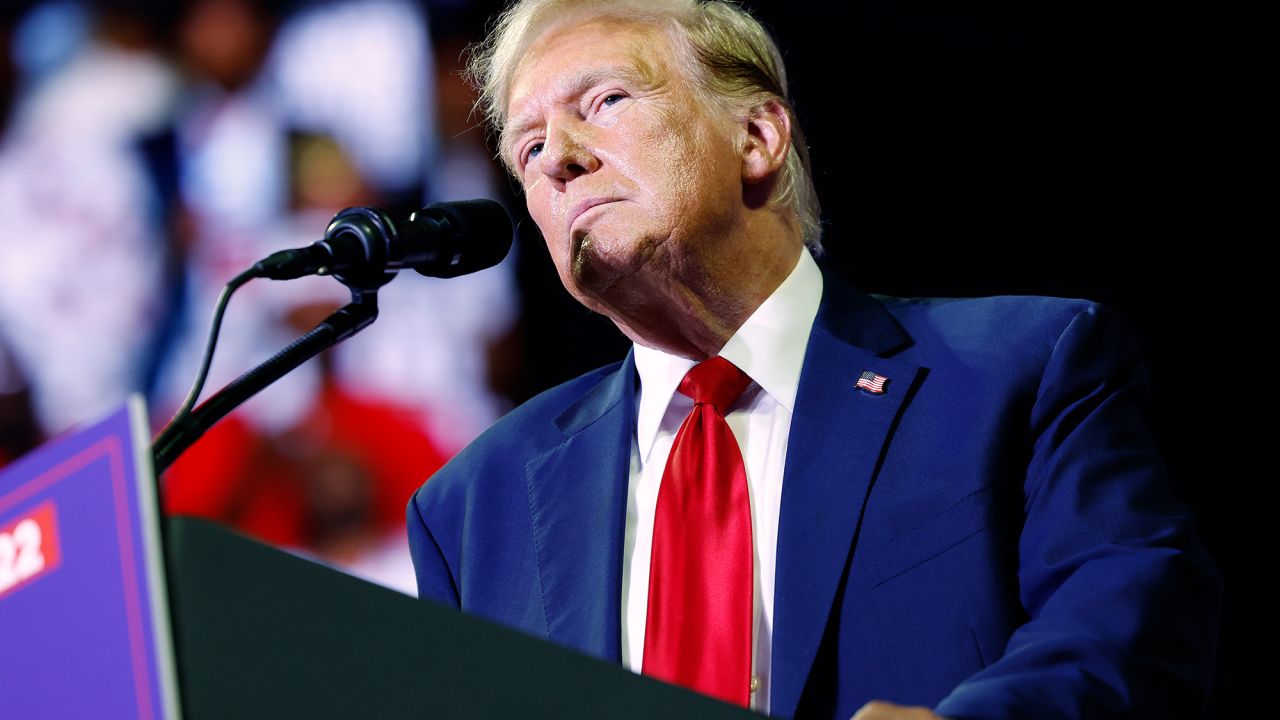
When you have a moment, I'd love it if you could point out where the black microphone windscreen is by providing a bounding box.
[409,199,513,278]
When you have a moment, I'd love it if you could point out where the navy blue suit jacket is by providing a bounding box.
[407,273,1220,719]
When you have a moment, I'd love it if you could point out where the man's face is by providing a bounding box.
[504,16,746,318]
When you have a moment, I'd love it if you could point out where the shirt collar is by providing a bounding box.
[633,249,824,460]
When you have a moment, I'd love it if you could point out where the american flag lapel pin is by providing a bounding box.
[855,370,889,394]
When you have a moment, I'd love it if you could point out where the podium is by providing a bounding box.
[166,516,759,718]
[1,401,760,719]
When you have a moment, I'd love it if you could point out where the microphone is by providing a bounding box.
[254,199,513,289]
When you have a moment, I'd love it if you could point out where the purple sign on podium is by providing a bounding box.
[0,398,180,719]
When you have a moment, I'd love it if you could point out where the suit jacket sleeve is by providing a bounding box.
[933,303,1222,719]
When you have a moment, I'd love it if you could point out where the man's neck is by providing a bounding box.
[613,234,806,360]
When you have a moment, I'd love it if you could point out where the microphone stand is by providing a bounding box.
[151,288,378,475]
[148,198,512,478]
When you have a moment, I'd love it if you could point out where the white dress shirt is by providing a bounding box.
[621,249,823,713]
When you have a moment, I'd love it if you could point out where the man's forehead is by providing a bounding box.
[504,15,672,131]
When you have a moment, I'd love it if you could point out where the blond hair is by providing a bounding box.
[467,0,823,251]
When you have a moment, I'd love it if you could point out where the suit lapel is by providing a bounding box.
[771,275,923,719]
[524,354,637,663]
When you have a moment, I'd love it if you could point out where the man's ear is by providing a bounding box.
[741,98,792,185]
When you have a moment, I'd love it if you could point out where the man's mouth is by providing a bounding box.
[568,197,620,234]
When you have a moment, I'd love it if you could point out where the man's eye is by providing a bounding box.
[526,142,544,162]
[602,94,624,106]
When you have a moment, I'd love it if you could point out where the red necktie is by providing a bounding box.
[642,356,754,706]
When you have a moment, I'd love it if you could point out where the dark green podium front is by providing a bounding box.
[164,516,762,719]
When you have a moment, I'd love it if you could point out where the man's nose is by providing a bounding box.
[538,122,599,186]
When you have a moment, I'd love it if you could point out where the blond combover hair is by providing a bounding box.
[466,0,824,252]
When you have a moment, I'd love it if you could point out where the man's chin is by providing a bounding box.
[570,235,620,296]
[565,230,664,313]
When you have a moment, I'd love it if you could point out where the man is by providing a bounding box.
[407,1,1221,718]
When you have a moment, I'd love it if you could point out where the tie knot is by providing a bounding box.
[679,357,752,415]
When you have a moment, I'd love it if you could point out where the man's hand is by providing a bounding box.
[851,700,947,720]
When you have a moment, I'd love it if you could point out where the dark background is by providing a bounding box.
[478,2,1273,716]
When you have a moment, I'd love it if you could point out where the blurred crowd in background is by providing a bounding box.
[0,0,519,594]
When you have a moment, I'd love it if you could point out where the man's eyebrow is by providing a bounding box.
[501,61,661,160]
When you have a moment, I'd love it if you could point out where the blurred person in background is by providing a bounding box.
[1,6,42,467]
[269,0,520,452]
[0,0,177,439]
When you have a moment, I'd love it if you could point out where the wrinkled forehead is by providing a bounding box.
[502,13,679,127]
